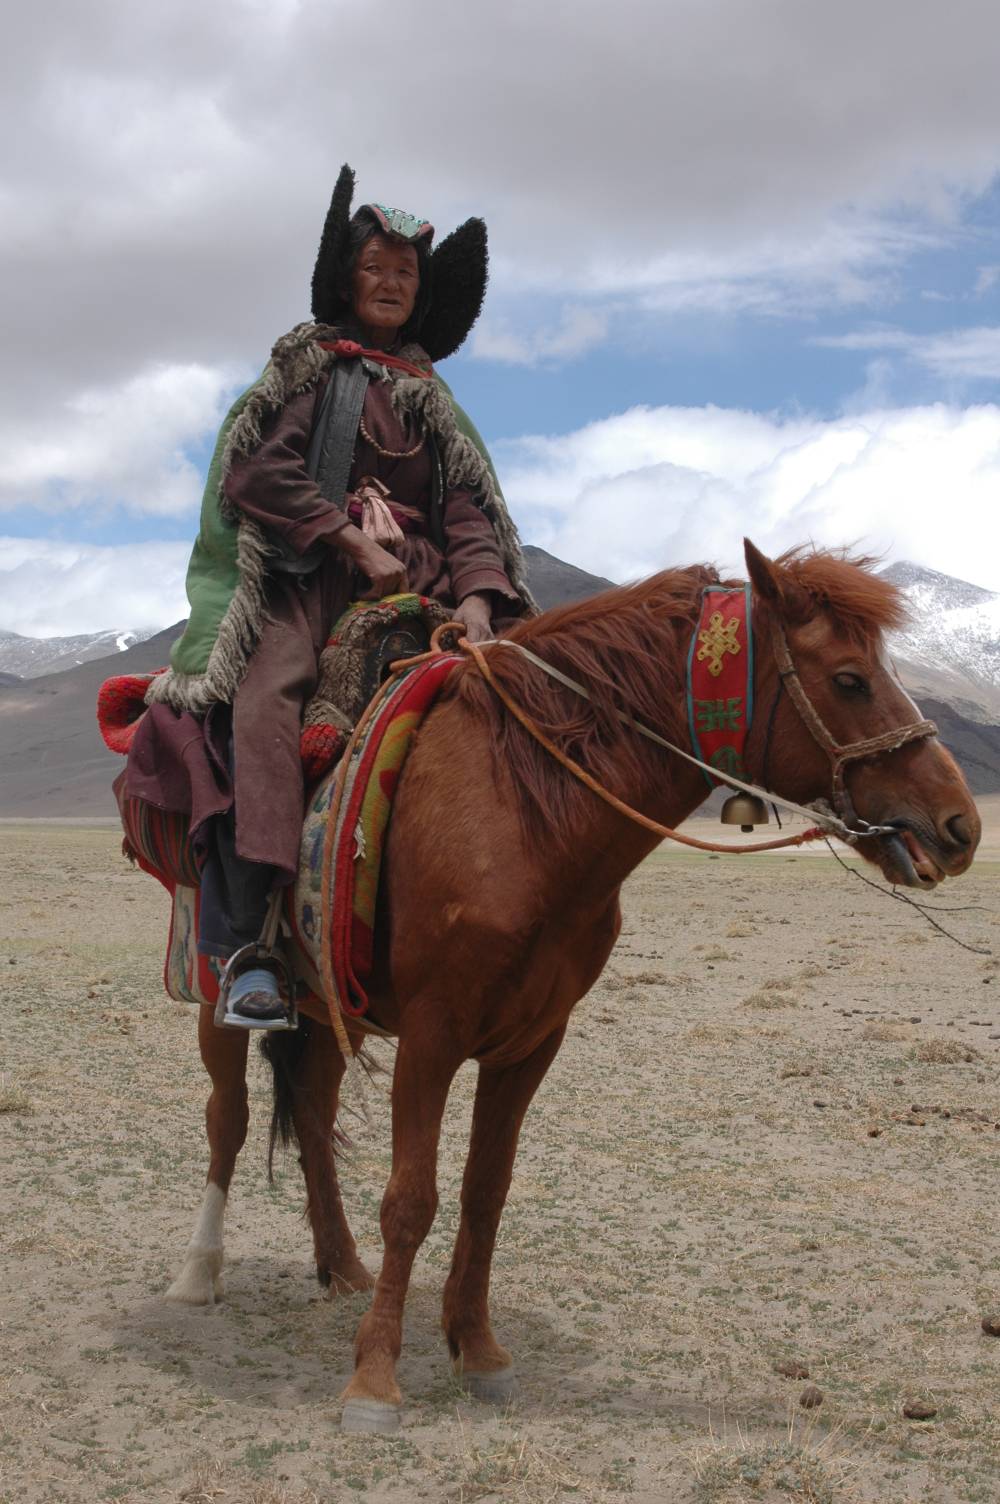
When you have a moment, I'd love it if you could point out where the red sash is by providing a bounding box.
[317,339,433,379]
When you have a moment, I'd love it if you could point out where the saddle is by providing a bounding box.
[300,593,450,778]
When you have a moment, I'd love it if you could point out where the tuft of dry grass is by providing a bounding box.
[743,976,798,1008]
[684,1022,742,1044]
[0,1081,33,1114]
[726,922,754,938]
[690,1414,874,1503]
[453,1409,581,1499]
[603,968,673,990]
[602,974,636,993]
[911,1038,980,1064]
[743,990,797,1009]
[862,1022,909,1042]
[177,1460,321,1504]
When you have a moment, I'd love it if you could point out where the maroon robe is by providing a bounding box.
[128,364,519,881]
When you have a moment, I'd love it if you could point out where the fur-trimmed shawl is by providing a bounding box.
[147,322,535,716]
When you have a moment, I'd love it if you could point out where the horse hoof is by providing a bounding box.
[322,1264,377,1297]
[340,1399,401,1433]
[457,1365,521,1404]
[164,1261,220,1306]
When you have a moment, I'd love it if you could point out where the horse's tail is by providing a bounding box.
[258,1019,314,1181]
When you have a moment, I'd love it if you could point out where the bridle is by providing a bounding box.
[768,614,937,835]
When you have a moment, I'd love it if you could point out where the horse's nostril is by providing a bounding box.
[946,814,972,846]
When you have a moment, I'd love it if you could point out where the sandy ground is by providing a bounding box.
[3,825,1000,1504]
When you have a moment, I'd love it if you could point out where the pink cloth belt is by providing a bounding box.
[346,497,430,538]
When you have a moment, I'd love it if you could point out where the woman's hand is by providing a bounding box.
[457,591,494,644]
[332,522,409,599]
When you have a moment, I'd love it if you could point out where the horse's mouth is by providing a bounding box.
[875,826,945,889]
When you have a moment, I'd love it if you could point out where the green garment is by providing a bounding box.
[170,368,505,678]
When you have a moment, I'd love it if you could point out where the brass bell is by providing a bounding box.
[721,792,770,833]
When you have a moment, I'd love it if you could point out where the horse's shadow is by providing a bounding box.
[103,1257,361,1412]
[102,1258,751,1428]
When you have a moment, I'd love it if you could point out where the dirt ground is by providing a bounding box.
[3,822,1000,1504]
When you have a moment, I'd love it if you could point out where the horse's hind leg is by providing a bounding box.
[283,1020,376,1295]
[166,1006,249,1305]
[441,1025,565,1401]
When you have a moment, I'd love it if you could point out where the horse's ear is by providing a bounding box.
[743,539,812,621]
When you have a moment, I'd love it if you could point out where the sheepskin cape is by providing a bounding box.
[148,322,533,715]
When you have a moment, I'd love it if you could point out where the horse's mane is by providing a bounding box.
[451,549,908,852]
[775,546,909,643]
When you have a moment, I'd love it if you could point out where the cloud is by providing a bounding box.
[5,0,1000,408]
[8,397,1000,636]
[816,324,1000,380]
[0,538,191,636]
[470,307,609,366]
[5,0,1000,563]
[496,401,1000,591]
[0,361,251,516]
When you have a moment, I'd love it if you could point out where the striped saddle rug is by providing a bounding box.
[289,653,460,1019]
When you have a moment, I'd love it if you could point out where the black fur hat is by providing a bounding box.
[310,163,489,363]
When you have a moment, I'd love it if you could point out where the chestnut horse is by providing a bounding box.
[164,541,979,1431]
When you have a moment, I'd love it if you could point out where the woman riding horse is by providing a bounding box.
[125,165,531,1025]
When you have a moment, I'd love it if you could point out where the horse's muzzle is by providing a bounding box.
[875,826,945,889]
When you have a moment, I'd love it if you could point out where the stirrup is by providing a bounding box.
[215,944,299,1031]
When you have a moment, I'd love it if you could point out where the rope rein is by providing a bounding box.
[478,616,937,849]
[462,637,828,855]
[822,839,992,955]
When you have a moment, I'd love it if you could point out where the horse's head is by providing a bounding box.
[745,540,980,889]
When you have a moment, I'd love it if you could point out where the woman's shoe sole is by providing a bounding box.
[222,1011,292,1031]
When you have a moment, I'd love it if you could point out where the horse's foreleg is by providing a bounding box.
[340,1033,461,1432]
[290,1022,376,1295]
[166,1006,249,1305]
[441,1025,566,1401]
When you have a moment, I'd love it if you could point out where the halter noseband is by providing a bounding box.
[769,614,937,833]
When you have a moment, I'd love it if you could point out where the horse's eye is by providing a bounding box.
[833,672,867,693]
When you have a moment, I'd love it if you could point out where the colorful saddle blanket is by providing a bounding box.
[291,653,460,1018]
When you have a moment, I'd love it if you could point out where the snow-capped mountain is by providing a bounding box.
[0,626,162,681]
[881,562,1000,725]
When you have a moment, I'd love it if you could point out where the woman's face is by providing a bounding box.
[349,233,420,338]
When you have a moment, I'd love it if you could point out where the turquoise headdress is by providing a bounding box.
[368,203,434,243]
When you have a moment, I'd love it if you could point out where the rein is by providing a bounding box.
[460,637,828,855]
[455,604,938,853]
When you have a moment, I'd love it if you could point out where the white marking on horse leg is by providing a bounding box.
[165,1182,227,1305]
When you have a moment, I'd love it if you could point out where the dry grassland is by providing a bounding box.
[3,825,1000,1503]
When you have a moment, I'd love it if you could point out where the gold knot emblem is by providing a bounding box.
[696,611,741,678]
